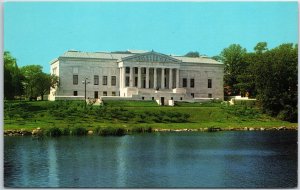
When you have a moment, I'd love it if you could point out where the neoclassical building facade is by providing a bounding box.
[49,50,224,105]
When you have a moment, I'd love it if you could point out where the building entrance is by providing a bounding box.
[161,97,165,106]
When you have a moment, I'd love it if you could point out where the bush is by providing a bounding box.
[131,127,152,133]
[95,127,126,136]
[45,127,62,137]
[71,126,87,136]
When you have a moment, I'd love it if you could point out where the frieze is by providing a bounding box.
[122,52,181,63]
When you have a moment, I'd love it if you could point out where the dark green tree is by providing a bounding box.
[4,51,24,99]
[21,65,58,100]
[253,43,297,122]
[220,44,247,96]
[185,51,200,57]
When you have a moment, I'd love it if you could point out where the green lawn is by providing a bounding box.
[4,100,296,131]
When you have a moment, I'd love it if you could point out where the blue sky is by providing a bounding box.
[4,2,298,73]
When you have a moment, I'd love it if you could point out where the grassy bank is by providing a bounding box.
[4,100,296,134]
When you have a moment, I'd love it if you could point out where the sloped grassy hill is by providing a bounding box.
[4,100,295,131]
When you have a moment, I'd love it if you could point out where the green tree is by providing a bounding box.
[21,65,58,100]
[254,42,268,53]
[185,51,200,57]
[253,43,297,122]
[4,51,24,99]
[220,44,247,96]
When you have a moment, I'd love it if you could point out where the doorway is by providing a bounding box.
[161,97,165,106]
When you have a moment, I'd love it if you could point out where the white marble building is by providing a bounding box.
[49,50,224,105]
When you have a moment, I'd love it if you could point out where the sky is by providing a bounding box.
[4,2,298,73]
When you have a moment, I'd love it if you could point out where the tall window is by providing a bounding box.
[103,91,107,96]
[126,67,130,74]
[94,75,99,85]
[135,77,138,87]
[190,79,195,88]
[73,91,78,96]
[182,78,187,87]
[94,91,98,99]
[191,93,194,98]
[208,79,212,88]
[73,75,78,85]
[111,76,116,86]
[125,76,130,87]
[103,76,107,85]
[135,67,138,74]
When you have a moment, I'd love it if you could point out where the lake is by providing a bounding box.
[4,131,297,188]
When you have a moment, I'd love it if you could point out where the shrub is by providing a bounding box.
[45,127,62,137]
[71,126,87,136]
[131,127,152,133]
[96,127,126,136]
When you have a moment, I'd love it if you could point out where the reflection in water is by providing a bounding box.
[48,140,58,187]
[4,131,297,188]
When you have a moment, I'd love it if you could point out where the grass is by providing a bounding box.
[4,100,296,133]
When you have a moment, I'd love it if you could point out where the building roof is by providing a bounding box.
[56,50,222,65]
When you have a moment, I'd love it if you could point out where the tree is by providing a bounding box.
[253,43,297,122]
[21,65,58,100]
[220,44,247,96]
[185,51,200,57]
[254,42,268,53]
[35,73,59,100]
[4,51,24,100]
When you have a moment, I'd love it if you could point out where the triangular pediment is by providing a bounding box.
[122,51,181,63]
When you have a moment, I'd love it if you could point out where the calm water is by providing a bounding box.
[4,131,297,188]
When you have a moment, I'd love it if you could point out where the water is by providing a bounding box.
[4,131,297,188]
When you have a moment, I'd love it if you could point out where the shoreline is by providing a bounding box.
[4,126,298,137]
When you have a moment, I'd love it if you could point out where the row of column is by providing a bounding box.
[121,67,180,89]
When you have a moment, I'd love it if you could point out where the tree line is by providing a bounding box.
[186,42,297,122]
[4,51,58,101]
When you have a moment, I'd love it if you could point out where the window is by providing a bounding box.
[103,76,107,85]
[152,97,154,100]
[126,67,130,74]
[94,75,99,85]
[182,78,187,87]
[73,75,78,85]
[171,97,173,100]
[94,91,98,99]
[135,77,138,87]
[191,93,194,98]
[112,91,116,96]
[208,79,212,88]
[103,91,107,96]
[111,76,116,86]
[135,67,138,74]
[125,76,130,87]
[180,97,183,100]
[142,97,144,100]
[190,79,195,88]
[208,93,212,98]
[73,91,78,96]
[142,68,146,74]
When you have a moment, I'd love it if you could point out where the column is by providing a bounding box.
[119,67,123,88]
[122,67,126,88]
[146,67,149,89]
[161,68,165,89]
[176,69,180,88]
[153,68,157,89]
[129,67,133,87]
[138,67,142,88]
[169,68,173,89]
